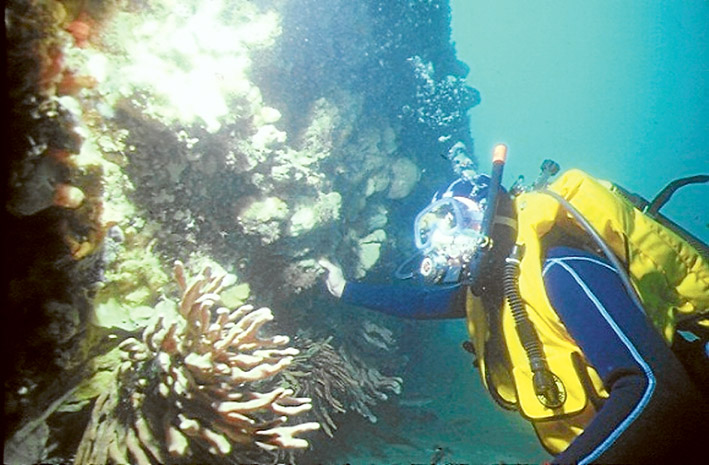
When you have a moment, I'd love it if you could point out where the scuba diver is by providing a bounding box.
[319,143,709,464]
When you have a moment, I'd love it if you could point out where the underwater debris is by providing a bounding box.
[74,261,319,465]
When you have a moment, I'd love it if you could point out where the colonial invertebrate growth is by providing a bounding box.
[282,335,402,437]
[74,261,319,465]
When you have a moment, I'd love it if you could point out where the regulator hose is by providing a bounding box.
[503,244,564,409]
[394,251,423,280]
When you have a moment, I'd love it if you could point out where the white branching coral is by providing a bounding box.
[75,261,319,465]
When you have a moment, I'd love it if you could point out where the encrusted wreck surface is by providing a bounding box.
[4,0,477,463]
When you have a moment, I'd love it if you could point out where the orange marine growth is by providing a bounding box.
[65,12,93,48]
[57,72,97,96]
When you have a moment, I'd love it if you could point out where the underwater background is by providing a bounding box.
[3,1,707,464]
[454,0,708,244]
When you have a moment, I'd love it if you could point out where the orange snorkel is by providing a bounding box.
[493,143,508,163]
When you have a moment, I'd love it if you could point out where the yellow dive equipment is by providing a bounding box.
[466,162,709,454]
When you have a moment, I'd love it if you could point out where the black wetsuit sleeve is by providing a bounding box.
[340,281,466,319]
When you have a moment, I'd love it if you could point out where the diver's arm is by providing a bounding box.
[341,280,465,319]
[542,246,708,463]
[319,257,465,319]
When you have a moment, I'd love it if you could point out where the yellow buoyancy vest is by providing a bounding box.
[465,169,709,454]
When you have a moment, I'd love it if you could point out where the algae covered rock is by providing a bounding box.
[5,0,478,462]
[355,229,387,278]
[387,157,421,199]
[288,192,342,236]
[237,196,289,244]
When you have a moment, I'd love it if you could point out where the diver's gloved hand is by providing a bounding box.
[318,258,346,298]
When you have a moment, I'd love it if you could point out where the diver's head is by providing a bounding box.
[413,177,489,284]
[415,196,484,283]
[412,174,517,285]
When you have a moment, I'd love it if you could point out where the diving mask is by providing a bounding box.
[414,197,485,283]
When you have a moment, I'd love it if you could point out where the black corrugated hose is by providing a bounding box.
[503,244,564,409]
